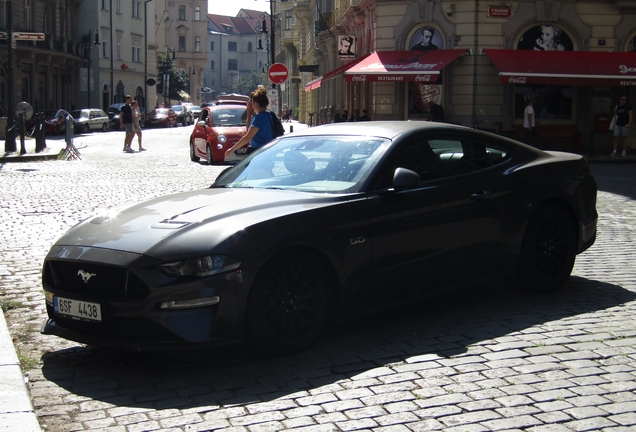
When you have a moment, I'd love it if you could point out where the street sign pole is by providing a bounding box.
[4,0,16,153]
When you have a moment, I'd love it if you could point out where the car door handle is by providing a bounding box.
[470,191,491,200]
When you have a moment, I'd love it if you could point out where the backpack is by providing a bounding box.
[269,111,285,138]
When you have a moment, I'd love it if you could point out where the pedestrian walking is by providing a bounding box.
[523,99,539,147]
[131,101,145,151]
[427,101,445,122]
[611,96,632,158]
[224,86,274,157]
[120,95,135,153]
[358,109,371,121]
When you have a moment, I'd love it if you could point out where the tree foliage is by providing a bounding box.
[232,70,269,96]
[156,52,188,103]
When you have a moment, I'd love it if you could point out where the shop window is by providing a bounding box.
[514,84,572,121]
[408,81,443,119]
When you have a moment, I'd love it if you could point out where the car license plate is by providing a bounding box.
[54,296,102,322]
[235,148,247,154]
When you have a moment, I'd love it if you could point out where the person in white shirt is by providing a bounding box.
[523,99,538,147]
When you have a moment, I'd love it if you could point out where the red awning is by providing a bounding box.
[344,50,467,83]
[304,77,323,92]
[305,55,373,91]
[323,54,371,81]
[484,49,636,86]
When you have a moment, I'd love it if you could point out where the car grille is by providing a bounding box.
[43,260,148,299]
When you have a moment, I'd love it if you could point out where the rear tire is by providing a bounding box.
[102,123,109,132]
[519,204,576,292]
[245,251,332,355]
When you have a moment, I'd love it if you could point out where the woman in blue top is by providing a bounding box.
[225,86,275,158]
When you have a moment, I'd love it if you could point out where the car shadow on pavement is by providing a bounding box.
[39,276,635,411]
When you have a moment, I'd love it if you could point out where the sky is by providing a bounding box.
[208,0,271,17]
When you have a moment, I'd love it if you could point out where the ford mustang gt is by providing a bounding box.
[41,121,597,354]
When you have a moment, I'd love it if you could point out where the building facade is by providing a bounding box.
[297,0,636,152]
[0,0,85,115]
[205,11,270,98]
[154,0,208,107]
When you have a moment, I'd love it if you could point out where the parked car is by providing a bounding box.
[189,104,248,164]
[107,103,127,130]
[171,104,193,126]
[215,93,249,106]
[144,107,178,128]
[42,109,74,135]
[40,121,597,354]
[71,109,110,133]
[189,105,202,121]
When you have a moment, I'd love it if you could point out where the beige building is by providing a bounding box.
[296,0,636,153]
[154,0,208,107]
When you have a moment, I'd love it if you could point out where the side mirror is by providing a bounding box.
[197,120,206,127]
[393,167,421,190]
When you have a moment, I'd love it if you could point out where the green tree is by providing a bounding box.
[233,70,269,96]
[156,52,188,104]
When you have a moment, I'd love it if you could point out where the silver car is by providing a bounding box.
[71,109,110,133]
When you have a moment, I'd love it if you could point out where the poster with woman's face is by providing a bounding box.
[517,25,573,51]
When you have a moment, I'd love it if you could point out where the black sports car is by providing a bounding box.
[41,121,597,353]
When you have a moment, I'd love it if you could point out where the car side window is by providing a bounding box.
[429,138,508,177]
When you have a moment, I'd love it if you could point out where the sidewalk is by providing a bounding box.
[0,311,41,432]
[0,136,67,163]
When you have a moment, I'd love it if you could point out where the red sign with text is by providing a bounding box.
[488,6,511,18]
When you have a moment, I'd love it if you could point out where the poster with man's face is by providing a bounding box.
[409,26,443,51]
[338,35,357,61]
[517,25,573,51]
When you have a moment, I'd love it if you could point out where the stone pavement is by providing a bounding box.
[0,124,635,432]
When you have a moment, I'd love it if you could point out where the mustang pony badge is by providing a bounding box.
[77,270,97,283]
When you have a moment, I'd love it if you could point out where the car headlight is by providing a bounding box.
[217,135,227,144]
[159,255,240,277]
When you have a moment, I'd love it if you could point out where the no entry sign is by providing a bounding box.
[268,63,289,84]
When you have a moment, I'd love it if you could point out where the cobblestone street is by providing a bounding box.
[1,128,635,432]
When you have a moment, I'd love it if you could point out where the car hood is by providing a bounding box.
[53,187,349,259]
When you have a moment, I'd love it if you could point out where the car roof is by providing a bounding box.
[286,121,470,140]
[208,104,247,111]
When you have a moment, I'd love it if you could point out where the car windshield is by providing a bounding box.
[213,135,389,193]
[172,105,183,112]
[71,110,86,119]
[211,108,247,127]
[151,109,170,117]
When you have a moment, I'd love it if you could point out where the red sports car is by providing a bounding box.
[144,108,178,128]
[189,104,248,164]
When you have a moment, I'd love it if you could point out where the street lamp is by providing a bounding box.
[87,29,101,109]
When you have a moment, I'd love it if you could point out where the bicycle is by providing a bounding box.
[473,120,504,134]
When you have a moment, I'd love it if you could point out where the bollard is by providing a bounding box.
[290,125,293,133]
[65,114,73,145]
[19,112,27,155]
[35,112,46,152]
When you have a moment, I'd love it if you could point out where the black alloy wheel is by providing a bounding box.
[246,251,333,355]
[519,204,577,292]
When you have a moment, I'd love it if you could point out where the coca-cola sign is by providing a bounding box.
[351,75,367,82]
[508,76,527,84]
[415,75,432,82]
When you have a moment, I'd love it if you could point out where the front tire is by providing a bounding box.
[245,251,333,355]
[205,144,214,165]
[190,141,200,162]
[519,204,576,292]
